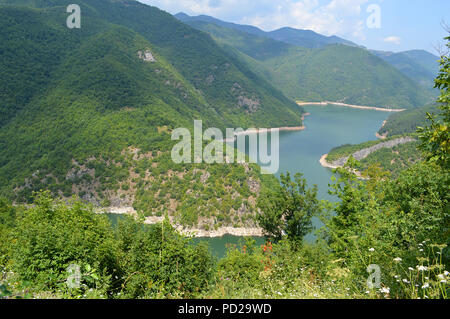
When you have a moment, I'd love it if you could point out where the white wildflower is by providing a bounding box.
[369,248,375,252]
[417,265,428,271]
[393,257,402,262]
[421,283,430,289]
[380,287,390,294]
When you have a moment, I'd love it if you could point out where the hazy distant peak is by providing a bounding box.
[175,12,357,49]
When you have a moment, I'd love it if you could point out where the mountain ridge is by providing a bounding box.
[176,13,434,109]
[175,12,358,49]
[0,0,294,230]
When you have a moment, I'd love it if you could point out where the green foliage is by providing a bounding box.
[9,192,118,294]
[115,217,215,298]
[380,104,440,137]
[257,173,321,243]
[418,36,450,169]
[327,140,382,162]
[326,135,422,177]
[0,192,217,298]
[360,141,422,177]
[181,16,433,109]
[206,239,361,299]
[217,242,264,284]
[0,1,304,205]
[266,44,432,108]
[372,50,440,91]
[0,197,17,267]
[325,161,449,298]
[0,0,448,301]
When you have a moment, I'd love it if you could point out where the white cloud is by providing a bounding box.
[139,0,371,40]
[383,36,401,45]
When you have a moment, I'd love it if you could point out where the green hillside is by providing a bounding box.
[327,136,421,177]
[179,17,433,109]
[265,44,432,108]
[0,1,299,229]
[266,27,357,48]
[372,50,440,90]
[175,13,357,48]
[379,104,440,137]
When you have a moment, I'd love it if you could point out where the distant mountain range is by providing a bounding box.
[175,12,359,49]
[0,0,442,227]
[176,12,436,109]
[371,50,440,90]
[176,13,440,93]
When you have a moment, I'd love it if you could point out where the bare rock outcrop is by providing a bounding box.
[137,49,156,62]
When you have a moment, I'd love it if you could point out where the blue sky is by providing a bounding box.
[139,0,449,54]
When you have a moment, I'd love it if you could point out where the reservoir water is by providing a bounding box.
[195,104,390,257]
[273,104,390,199]
[109,105,390,258]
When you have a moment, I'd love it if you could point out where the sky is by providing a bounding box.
[138,0,450,54]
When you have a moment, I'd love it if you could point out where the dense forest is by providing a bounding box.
[326,135,421,177]
[379,104,440,137]
[0,0,448,300]
[0,0,303,230]
[178,14,435,109]
[1,32,449,300]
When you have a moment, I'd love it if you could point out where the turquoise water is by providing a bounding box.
[108,105,390,258]
[195,105,389,255]
[275,105,389,199]
[106,213,264,259]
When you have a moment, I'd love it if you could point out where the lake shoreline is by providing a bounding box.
[319,136,416,172]
[100,208,264,238]
[234,112,311,136]
[319,154,339,169]
[220,113,310,142]
[297,101,406,112]
[375,120,388,139]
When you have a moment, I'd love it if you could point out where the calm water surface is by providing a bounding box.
[197,105,389,256]
[109,105,390,258]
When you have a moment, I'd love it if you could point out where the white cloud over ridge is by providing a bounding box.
[383,36,401,45]
[139,0,371,39]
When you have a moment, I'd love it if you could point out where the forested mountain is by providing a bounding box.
[177,14,433,109]
[0,0,298,229]
[175,12,357,48]
[372,49,440,90]
[0,1,448,301]
[379,104,440,137]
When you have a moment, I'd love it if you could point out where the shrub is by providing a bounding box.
[10,192,119,295]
